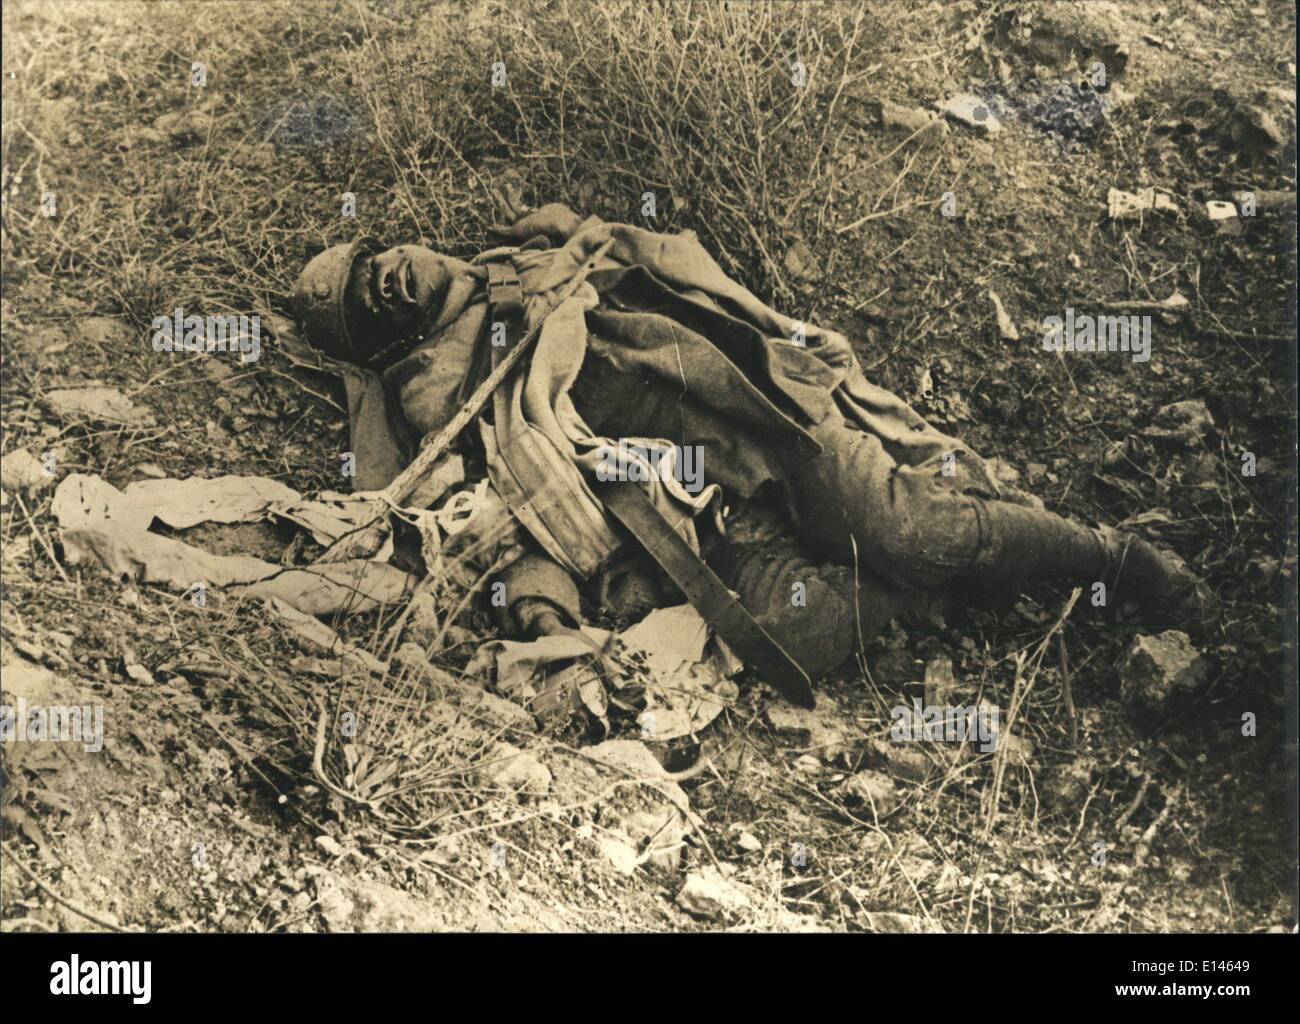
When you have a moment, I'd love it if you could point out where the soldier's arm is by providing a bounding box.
[493,549,583,638]
[489,203,585,246]
[493,550,621,680]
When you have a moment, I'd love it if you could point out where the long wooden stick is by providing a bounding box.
[318,238,615,563]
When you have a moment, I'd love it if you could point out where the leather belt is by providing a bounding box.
[478,256,815,708]
[486,261,525,321]
[592,478,815,708]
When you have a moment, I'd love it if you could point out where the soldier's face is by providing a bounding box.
[343,244,450,352]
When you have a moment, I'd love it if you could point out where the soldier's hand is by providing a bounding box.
[489,203,583,244]
[487,180,530,223]
[527,608,622,686]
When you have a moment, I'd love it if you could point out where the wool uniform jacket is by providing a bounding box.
[286,210,1002,581]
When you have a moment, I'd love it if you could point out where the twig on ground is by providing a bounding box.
[1,841,128,932]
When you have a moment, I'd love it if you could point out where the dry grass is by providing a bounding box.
[2,0,1294,932]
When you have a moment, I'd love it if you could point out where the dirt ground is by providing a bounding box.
[1,0,1296,933]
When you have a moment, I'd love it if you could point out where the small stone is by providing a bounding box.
[310,871,356,933]
[621,805,688,873]
[405,590,442,645]
[44,386,154,426]
[1015,1,1130,76]
[315,835,344,857]
[153,108,213,144]
[76,317,135,347]
[675,867,753,922]
[923,654,959,706]
[0,449,53,495]
[866,738,931,783]
[1107,186,1178,220]
[794,753,822,773]
[783,239,818,282]
[839,770,899,815]
[766,703,857,759]
[1236,104,1285,152]
[861,910,946,934]
[479,742,551,797]
[1120,631,1209,711]
[989,289,1020,340]
[1149,399,1214,447]
[466,690,538,733]
[597,833,640,875]
[123,661,154,685]
[939,93,1002,134]
[736,831,763,854]
[871,99,949,140]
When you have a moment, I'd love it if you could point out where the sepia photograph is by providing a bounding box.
[1,0,1295,998]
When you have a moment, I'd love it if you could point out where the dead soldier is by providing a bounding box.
[290,201,1217,708]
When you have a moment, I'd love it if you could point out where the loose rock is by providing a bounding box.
[869,99,949,140]
[866,737,932,783]
[1149,399,1214,447]
[840,770,899,815]
[989,290,1020,341]
[43,386,155,426]
[1120,631,1209,711]
[1015,1,1130,76]
[783,239,818,282]
[0,449,53,495]
[675,867,753,922]
[766,704,857,760]
[939,93,1002,134]
[1108,186,1178,221]
[480,742,551,797]
[736,831,763,854]
[861,910,946,934]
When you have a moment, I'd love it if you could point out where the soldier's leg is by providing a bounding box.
[782,409,1217,626]
[707,538,927,678]
[781,409,993,588]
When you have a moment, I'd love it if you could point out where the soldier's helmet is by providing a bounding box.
[291,237,382,362]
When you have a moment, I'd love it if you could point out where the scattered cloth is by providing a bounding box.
[266,597,388,674]
[468,603,740,740]
[42,386,155,426]
[53,473,280,589]
[51,472,413,617]
[243,561,414,616]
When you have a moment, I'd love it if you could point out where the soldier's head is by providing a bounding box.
[292,239,452,365]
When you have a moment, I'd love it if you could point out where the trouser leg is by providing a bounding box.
[781,409,1112,594]
[977,501,1109,592]
[708,539,922,678]
[780,409,1218,625]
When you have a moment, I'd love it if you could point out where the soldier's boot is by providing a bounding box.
[977,502,1220,629]
[1095,524,1222,629]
